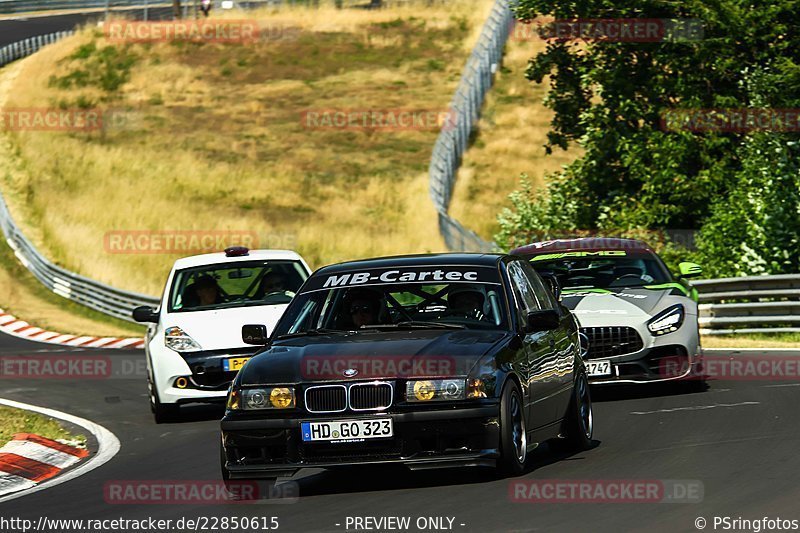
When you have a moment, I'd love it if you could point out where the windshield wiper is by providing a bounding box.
[366,321,467,330]
[274,328,345,340]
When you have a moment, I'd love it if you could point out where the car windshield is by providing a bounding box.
[272,265,509,335]
[530,251,672,290]
[168,260,308,312]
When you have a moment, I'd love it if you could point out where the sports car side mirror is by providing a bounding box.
[242,324,269,345]
[524,310,560,333]
[678,261,703,279]
[132,305,159,323]
[539,273,562,300]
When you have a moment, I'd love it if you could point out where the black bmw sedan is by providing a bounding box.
[220,253,593,482]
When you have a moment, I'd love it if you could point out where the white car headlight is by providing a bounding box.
[164,326,202,352]
[647,304,684,336]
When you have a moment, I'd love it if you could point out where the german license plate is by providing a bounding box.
[222,357,250,372]
[586,360,612,377]
[301,419,393,442]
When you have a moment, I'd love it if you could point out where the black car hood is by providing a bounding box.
[239,329,509,385]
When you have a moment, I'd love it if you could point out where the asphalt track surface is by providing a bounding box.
[1,328,799,533]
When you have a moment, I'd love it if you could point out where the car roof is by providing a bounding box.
[314,253,505,275]
[511,238,655,257]
[171,249,305,270]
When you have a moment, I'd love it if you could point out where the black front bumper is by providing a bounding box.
[221,405,500,478]
[589,345,702,384]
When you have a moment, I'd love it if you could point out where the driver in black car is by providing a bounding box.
[342,289,383,328]
[447,286,485,320]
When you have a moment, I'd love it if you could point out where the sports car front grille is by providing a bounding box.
[581,326,644,359]
[350,383,392,411]
[305,385,347,413]
[303,382,394,413]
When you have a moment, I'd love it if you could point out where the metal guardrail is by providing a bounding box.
[0,195,160,322]
[0,30,160,322]
[0,31,73,64]
[694,275,800,334]
[426,0,510,252]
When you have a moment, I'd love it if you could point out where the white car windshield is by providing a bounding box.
[168,260,308,312]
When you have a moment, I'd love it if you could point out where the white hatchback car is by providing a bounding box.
[133,247,311,423]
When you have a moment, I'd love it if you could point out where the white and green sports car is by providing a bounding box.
[512,238,703,384]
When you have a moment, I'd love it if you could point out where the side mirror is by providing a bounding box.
[524,310,560,333]
[132,306,159,323]
[678,262,703,279]
[242,324,269,345]
[539,273,562,300]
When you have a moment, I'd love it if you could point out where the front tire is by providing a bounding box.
[562,369,593,451]
[498,380,527,476]
[149,376,179,424]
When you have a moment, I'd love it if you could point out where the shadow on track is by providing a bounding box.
[293,439,602,498]
[161,403,225,424]
[591,380,709,403]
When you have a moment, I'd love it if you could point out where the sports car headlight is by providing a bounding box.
[406,379,466,402]
[231,387,296,410]
[164,326,202,352]
[647,304,685,336]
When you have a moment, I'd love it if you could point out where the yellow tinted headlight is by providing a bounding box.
[270,387,295,409]
[413,380,436,401]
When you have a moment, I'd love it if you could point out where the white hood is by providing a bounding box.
[564,293,654,327]
[162,304,289,351]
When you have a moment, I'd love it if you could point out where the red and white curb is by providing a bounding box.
[0,433,88,496]
[0,398,120,503]
[0,308,144,349]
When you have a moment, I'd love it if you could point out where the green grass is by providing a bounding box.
[702,332,800,349]
[0,238,145,337]
[0,406,85,445]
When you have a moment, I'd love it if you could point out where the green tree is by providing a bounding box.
[497,0,800,275]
